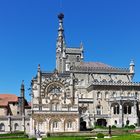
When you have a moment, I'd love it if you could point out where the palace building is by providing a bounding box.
[0,82,31,133]
[0,13,140,136]
[29,13,140,136]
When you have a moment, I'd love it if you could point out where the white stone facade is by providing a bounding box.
[29,13,140,136]
[1,13,140,136]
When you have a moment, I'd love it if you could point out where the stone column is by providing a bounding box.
[119,103,123,127]
[133,101,138,124]
[22,115,25,132]
[8,115,11,132]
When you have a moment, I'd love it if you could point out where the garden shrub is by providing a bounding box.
[124,125,135,129]
[128,125,135,129]
[96,133,104,138]
[112,125,116,129]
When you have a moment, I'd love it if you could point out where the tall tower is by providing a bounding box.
[56,13,66,73]
[20,80,25,115]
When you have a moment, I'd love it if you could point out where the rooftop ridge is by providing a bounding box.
[71,65,129,73]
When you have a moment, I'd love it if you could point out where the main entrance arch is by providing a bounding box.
[96,119,107,127]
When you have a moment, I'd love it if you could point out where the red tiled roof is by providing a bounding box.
[0,94,18,107]
[79,62,111,68]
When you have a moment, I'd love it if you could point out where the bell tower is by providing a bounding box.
[56,13,66,73]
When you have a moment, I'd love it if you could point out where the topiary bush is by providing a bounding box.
[96,133,104,138]
[128,125,135,129]
[112,125,117,129]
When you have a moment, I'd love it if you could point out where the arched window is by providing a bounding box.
[135,92,138,98]
[47,83,63,96]
[97,92,101,99]
[126,120,130,125]
[51,102,60,111]
[96,106,101,115]
[14,123,19,131]
[128,106,131,114]
[117,80,122,83]
[127,92,131,97]
[77,56,80,62]
[114,120,117,125]
[123,104,132,114]
[0,123,5,131]
[79,107,82,114]
[53,121,58,128]
[113,92,117,97]
[105,92,109,99]
[123,106,127,114]
[113,105,119,114]
[67,121,72,128]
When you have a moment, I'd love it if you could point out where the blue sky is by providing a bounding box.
[0,0,140,101]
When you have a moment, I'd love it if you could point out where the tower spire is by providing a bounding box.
[20,80,25,116]
[57,13,65,51]
[56,13,66,73]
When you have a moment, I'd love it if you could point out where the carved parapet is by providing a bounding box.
[32,114,46,122]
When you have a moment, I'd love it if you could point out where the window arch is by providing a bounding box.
[51,101,60,111]
[14,123,19,131]
[77,56,80,62]
[67,121,72,128]
[117,80,122,83]
[127,92,131,97]
[112,92,117,97]
[115,120,117,125]
[126,120,130,125]
[0,123,5,131]
[123,103,133,114]
[97,92,102,99]
[105,92,109,99]
[53,121,58,128]
[96,105,102,115]
[135,92,138,98]
[111,103,119,115]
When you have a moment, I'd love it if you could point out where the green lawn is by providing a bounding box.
[0,134,140,140]
[44,134,140,140]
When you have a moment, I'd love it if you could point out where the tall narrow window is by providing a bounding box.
[77,56,80,62]
[97,92,101,99]
[105,92,109,99]
[67,121,72,128]
[14,123,19,131]
[113,105,119,114]
[128,106,131,114]
[0,123,5,131]
[53,121,58,128]
[96,106,101,115]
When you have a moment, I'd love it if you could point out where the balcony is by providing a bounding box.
[94,114,109,118]
[79,98,93,103]
[109,96,138,102]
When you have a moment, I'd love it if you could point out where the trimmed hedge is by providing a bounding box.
[96,133,104,138]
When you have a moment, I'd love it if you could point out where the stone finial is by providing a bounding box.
[129,60,135,74]
[80,41,83,50]
[58,13,64,20]
[80,42,84,59]
[21,80,24,91]
[38,64,40,72]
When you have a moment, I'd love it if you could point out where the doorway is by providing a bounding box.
[96,119,107,127]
